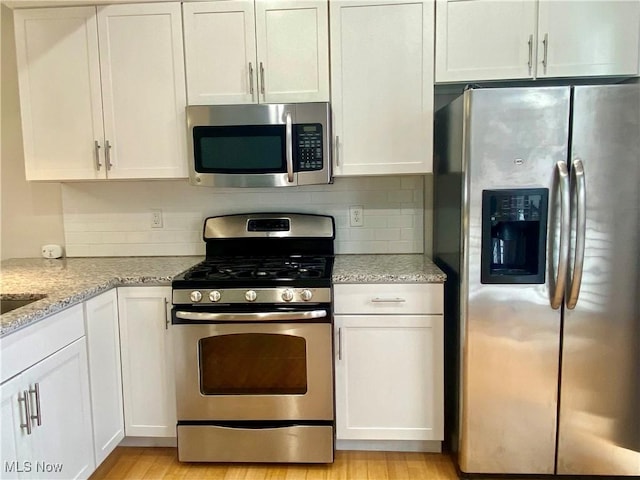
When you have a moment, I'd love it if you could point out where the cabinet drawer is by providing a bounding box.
[1,304,85,383]
[333,283,443,315]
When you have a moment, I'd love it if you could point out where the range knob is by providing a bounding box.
[245,290,257,302]
[209,291,221,302]
[281,289,294,302]
[300,289,313,301]
[190,291,203,303]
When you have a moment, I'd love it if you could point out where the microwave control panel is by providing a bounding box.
[295,124,323,171]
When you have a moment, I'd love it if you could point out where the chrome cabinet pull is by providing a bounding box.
[552,160,570,309]
[338,327,342,361]
[164,298,169,330]
[371,297,406,303]
[567,159,586,309]
[542,33,549,73]
[94,141,102,171]
[29,383,42,426]
[527,34,533,75]
[259,62,265,96]
[18,390,32,435]
[105,140,113,171]
[335,136,340,167]
[248,62,254,98]
[285,111,294,183]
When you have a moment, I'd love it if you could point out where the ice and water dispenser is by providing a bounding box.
[481,189,548,284]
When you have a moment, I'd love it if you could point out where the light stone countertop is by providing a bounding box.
[0,256,202,337]
[332,254,446,284]
[1,253,445,338]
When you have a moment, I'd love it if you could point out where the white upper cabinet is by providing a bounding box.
[330,0,434,176]
[435,0,640,83]
[96,3,187,179]
[435,0,537,82]
[13,3,187,181]
[537,1,640,79]
[13,7,104,180]
[182,1,257,105]
[183,0,329,105]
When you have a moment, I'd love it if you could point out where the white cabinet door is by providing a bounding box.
[84,289,124,466]
[183,1,257,105]
[117,287,176,437]
[537,0,640,78]
[435,0,640,82]
[14,4,187,181]
[330,0,434,176]
[334,315,444,441]
[255,0,329,103]
[27,338,95,479]
[435,0,537,82]
[97,3,187,179]
[1,375,31,480]
[13,7,105,181]
[183,0,329,105]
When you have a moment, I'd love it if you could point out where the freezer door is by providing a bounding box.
[459,87,570,474]
[557,84,640,475]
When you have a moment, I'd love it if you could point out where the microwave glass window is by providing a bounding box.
[194,125,286,173]
[199,333,308,395]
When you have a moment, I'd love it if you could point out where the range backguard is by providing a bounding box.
[481,189,548,284]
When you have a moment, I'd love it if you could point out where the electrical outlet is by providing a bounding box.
[151,209,163,228]
[349,205,364,227]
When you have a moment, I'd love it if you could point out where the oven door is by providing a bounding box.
[172,311,333,421]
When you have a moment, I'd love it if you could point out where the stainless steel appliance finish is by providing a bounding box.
[203,213,335,239]
[434,84,639,476]
[171,213,335,463]
[177,425,334,463]
[187,103,332,188]
[173,322,333,421]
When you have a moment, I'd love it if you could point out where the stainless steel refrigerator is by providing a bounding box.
[433,84,639,476]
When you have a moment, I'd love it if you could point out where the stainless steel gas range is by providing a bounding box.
[171,213,335,463]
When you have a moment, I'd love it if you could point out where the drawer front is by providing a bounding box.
[1,304,85,383]
[333,283,443,315]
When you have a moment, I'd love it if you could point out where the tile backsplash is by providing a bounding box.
[62,176,424,257]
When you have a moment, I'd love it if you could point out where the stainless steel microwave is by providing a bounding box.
[187,103,332,188]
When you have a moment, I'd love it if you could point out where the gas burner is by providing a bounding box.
[181,256,329,283]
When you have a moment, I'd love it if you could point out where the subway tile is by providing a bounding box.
[62,175,425,256]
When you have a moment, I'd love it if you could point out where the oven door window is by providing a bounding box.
[193,125,286,174]
[199,333,307,395]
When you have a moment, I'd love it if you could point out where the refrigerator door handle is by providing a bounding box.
[552,160,570,310]
[566,158,586,309]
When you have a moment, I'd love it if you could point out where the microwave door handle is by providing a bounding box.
[285,111,294,183]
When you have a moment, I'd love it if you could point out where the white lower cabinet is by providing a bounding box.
[117,286,176,437]
[1,337,94,479]
[84,289,124,466]
[333,284,444,445]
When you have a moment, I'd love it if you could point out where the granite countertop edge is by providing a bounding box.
[1,254,445,338]
[332,254,446,284]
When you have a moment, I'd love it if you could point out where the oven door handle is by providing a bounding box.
[175,310,328,322]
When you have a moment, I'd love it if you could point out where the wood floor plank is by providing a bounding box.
[89,447,459,480]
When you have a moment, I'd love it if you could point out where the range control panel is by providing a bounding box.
[296,124,323,171]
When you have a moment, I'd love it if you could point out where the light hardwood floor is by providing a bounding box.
[89,448,460,480]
